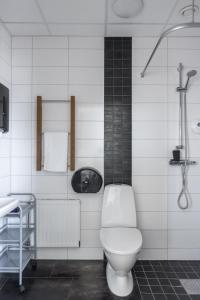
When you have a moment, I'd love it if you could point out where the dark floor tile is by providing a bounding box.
[51,260,106,278]
[153,294,167,300]
[150,285,163,294]
[145,272,157,278]
[0,278,72,300]
[141,294,154,300]
[176,273,188,279]
[23,260,55,278]
[178,296,191,300]
[135,271,146,278]
[134,265,144,272]
[148,278,160,286]
[187,273,199,279]
[165,295,179,300]
[137,278,148,285]
[156,272,168,279]
[143,265,154,272]
[0,278,7,291]
[162,286,175,294]
[159,279,171,286]
[166,273,177,279]
[170,279,182,287]
[191,296,200,300]
[173,287,187,295]
[140,285,152,294]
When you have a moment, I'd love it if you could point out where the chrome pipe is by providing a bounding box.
[141,22,200,78]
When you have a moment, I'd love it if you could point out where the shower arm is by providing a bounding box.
[140,22,200,78]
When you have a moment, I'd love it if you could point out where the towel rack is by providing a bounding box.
[36,96,75,171]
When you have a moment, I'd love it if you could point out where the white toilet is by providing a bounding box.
[100,184,142,297]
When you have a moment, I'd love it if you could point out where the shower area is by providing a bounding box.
[132,17,200,260]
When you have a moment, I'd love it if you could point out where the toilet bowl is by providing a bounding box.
[100,184,142,297]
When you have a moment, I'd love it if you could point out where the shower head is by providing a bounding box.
[187,70,197,78]
[185,69,197,89]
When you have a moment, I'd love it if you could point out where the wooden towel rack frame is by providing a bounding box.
[36,95,75,171]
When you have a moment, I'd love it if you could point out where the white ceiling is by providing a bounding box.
[0,0,200,36]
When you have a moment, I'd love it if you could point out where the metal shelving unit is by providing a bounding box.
[0,193,37,293]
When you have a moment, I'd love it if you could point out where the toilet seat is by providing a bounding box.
[100,227,142,255]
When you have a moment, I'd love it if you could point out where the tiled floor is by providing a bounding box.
[0,260,200,299]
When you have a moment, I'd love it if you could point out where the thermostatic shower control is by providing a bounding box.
[191,120,200,134]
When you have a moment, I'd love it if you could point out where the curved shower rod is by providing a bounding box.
[140,22,200,78]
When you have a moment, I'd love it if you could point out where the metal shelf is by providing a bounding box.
[0,193,37,290]
[169,159,197,166]
[6,203,34,218]
[0,227,34,245]
[0,248,32,273]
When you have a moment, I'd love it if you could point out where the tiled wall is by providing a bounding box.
[104,37,132,186]
[9,35,200,260]
[0,25,11,196]
[11,36,104,259]
[133,36,200,260]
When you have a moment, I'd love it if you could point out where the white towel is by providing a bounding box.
[44,132,68,172]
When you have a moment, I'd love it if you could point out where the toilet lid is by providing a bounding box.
[100,227,142,255]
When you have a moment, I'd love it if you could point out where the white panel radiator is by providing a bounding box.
[37,200,80,247]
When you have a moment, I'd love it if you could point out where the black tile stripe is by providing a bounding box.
[104,37,132,186]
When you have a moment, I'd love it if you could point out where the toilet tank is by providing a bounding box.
[101,184,137,228]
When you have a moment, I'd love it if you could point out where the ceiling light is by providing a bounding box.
[112,0,143,19]
[179,4,199,18]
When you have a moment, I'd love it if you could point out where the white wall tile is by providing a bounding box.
[69,37,104,49]
[81,230,101,247]
[132,140,167,158]
[12,85,32,102]
[69,49,103,67]
[133,158,167,175]
[32,67,68,85]
[168,49,200,67]
[69,85,103,103]
[133,49,167,67]
[12,103,32,121]
[11,175,31,193]
[12,67,32,84]
[69,67,103,85]
[12,49,32,67]
[135,194,167,212]
[32,176,68,194]
[33,37,68,49]
[132,103,167,121]
[137,212,167,230]
[132,121,167,139]
[76,140,104,158]
[132,175,167,194]
[11,157,31,175]
[33,49,68,67]
[76,103,104,121]
[12,37,32,49]
[11,121,32,139]
[81,211,101,229]
[142,230,167,249]
[32,84,68,101]
[76,122,103,140]
[133,67,167,85]
[68,248,103,260]
[11,139,31,157]
[133,85,167,102]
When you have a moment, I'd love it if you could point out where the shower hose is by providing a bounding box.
[177,91,190,210]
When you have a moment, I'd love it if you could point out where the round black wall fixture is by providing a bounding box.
[71,168,103,193]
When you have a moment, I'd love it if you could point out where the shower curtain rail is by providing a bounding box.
[140,22,200,78]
